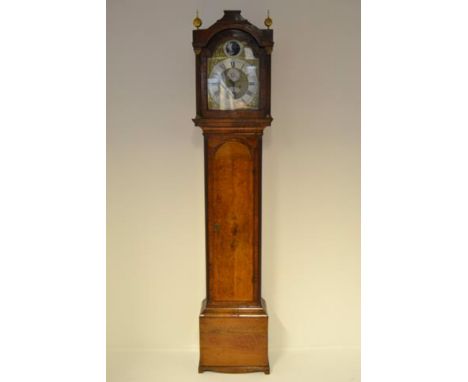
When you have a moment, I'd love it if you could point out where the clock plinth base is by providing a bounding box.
[199,299,269,374]
[198,365,270,374]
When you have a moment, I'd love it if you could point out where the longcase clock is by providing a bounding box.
[192,10,274,374]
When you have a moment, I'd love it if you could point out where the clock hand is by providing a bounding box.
[219,82,234,97]
[225,77,234,87]
[225,78,240,94]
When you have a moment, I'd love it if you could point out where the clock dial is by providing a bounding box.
[207,40,259,110]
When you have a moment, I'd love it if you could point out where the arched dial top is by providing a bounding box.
[207,39,259,110]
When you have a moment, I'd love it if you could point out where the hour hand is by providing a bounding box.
[219,81,234,96]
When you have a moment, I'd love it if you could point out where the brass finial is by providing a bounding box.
[193,9,202,29]
[264,9,272,29]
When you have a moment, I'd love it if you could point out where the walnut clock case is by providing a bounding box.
[192,10,274,374]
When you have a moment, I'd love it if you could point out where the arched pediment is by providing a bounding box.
[193,10,273,52]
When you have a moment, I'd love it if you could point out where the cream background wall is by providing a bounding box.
[107,0,360,370]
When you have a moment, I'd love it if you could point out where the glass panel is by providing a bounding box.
[207,39,260,110]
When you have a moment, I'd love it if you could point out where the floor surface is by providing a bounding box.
[108,348,360,382]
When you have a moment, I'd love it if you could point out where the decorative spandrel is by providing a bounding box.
[207,38,260,110]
